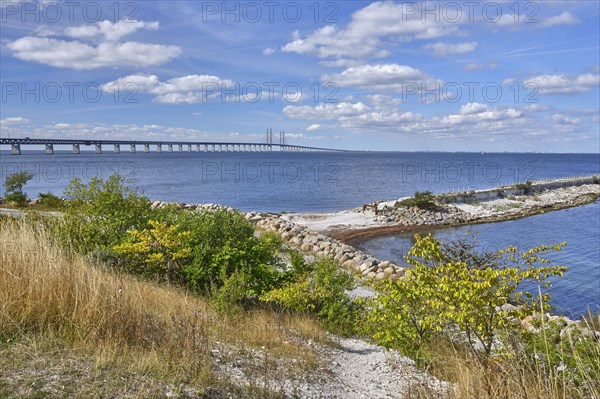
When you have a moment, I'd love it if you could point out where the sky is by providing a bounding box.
[0,0,599,152]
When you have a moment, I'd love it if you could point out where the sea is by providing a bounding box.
[1,150,599,317]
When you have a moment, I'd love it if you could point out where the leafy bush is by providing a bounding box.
[261,252,359,335]
[38,192,65,209]
[154,207,283,297]
[113,220,193,282]
[3,171,33,205]
[395,190,436,209]
[364,233,567,361]
[59,175,152,253]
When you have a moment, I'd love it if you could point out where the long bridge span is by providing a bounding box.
[0,138,348,155]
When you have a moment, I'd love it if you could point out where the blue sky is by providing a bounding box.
[1,0,599,152]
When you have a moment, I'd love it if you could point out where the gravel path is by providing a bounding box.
[297,337,448,399]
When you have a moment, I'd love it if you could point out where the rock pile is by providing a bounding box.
[520,312,600,340]
[150,200,235,212]
[256,216,405,280]
[375,205,474,226]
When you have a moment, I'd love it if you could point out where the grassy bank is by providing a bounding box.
[0,219,329,398]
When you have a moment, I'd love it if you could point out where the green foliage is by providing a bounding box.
[59,175,152,253]
[38,192,64,209]
[364,233,567,361]
[395,191,436,209]
[113,220,192,282]
[3,171,33,205]
[154,207,283,297]
[261,253,358,335]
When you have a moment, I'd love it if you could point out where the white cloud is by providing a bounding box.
[306,124,322,131]
[103,73,312,105]
[0,116,29,126]
[494,11,581,30]
[8,19,179,70]
[281,1,463,60]
[63,19,160,41]
[8,37,181,70]
[102,74,237,104]
[282,97,565,140]
[525,73,600,94]
[323,63,437,92]
[540,12,581,28]
[423,42,477,57]
[262,47,276,56]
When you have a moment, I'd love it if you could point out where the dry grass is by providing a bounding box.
[0,218,328,398]
[410,335,600,399]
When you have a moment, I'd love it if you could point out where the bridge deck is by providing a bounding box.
[0,138,348,154]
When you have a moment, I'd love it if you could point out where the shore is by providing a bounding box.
[281,178,600,243]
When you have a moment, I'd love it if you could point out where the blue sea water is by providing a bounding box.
[1,150,599,315]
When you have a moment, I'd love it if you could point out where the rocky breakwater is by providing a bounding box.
[374,204,474,226]
[150,200,235,212]
[256,216,406,280]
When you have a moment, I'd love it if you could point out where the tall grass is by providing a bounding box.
[0,218,326,395]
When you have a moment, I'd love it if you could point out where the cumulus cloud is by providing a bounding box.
[101,74,237,104]
[8,37,181,70]
[495,11,581,30]
[63,19,160,41]
[282,97,574,140]
[262,47,276,55]
[7,19,180,70]
[524,73,600,94]
[540,12,581,28]
[281,1,463,60]
[323,63,438,92]
[0,116,29,126]
[423,42,477,57]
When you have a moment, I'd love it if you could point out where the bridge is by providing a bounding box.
[0,136,348,155]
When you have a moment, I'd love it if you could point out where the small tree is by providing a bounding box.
[3,171,33,205]
[396,191,436,209]
[365,234,567,362]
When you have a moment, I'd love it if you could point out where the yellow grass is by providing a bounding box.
[0,218,326,397]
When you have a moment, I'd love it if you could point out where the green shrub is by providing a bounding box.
[59,175,152,253]
[38,192,64,209]
[364,234,567,362]
[154,207,283,297]
[395,191,436,209]
[261,253,359,335]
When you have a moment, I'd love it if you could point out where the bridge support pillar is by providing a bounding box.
[45,144,54,155]
[157,144,162,153]
[114,144,120,154]
[144,144,150,153]
[168,144,173,152]
[95,144,102,154]
[204,144,209,152]
[130,144,136,153]
[11,144,21,155]
[72,144,80,154]
[196,144,201,152]
[187,144,192,152]
[177,144,183,152]
[218,145,222,152]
